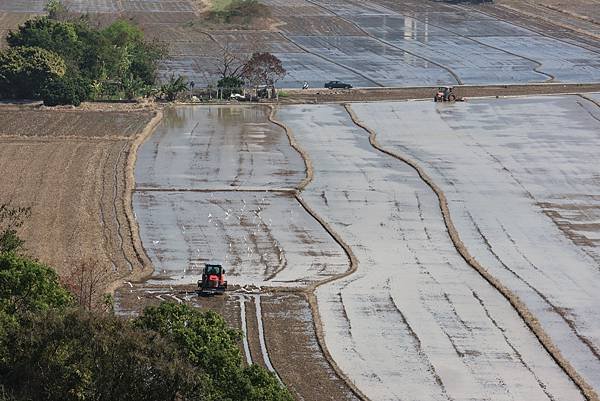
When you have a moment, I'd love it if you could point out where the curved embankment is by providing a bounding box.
[268,106,370,401]
[342,104,598,401]
[107,109,163,295]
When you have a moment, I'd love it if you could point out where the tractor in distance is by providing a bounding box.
[197,262,227,296]
[434,86,457,102]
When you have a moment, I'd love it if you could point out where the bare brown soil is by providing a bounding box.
[0,11,40,47]
[261,293,360,401]
[0,107,155,283]
[280,83,600,104]
[0,109,152,138]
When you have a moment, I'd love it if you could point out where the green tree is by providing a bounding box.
[136,303,293,401]
[2,309,208,401]
[40,74,91,106]
[3,15,164,103]
[0,252,72,319]
[0,46,66,99]
[160,74,188,101]
[6,17,83,70]
[0,204,30,254]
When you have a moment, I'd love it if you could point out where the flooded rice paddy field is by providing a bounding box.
[134,190,348,287]
[2,0,600,87]
[276,103,585,401]
[134,105,346,287]
[133,94,600,401]
[135,106,305,190]
[350,95,600,393]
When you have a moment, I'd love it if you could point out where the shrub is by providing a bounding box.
[0,46,66,99]
[209,0,271,25]
[160,74,188,101]
[1,309,207,401]
[40,74,91,106]
[136,303,293,401]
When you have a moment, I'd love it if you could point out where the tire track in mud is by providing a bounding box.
[99,144,119,272]
[343,103,598,401]
[253,294,284,383]
[268,105,370,401]
[466,211,600,361]
[238,296,253,365]
[471,290,558,401]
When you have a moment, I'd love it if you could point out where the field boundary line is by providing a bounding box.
[123,110,163,282]
[343,103,598,401]
[268,105,314,191]
[268,105,370,401]
[134,187,297,194]
[578,93,600,109]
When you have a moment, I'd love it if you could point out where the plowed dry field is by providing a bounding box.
[0,107,156,282]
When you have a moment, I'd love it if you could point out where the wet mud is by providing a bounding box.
[276,103,586,401]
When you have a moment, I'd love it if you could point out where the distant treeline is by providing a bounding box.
[0,1,190,105]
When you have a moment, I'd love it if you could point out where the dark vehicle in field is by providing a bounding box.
[324,81,353,89]
[197,262,227,296]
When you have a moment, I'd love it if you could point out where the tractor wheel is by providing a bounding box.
[449,94,456,101]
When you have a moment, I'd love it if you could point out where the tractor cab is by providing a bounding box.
[434,86,456,102]
[197,262,227,296]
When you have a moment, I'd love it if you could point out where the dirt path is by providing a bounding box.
[280,83,600,104]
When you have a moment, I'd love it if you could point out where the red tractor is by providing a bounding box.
[434,86,457,102]
[197,262,227,296]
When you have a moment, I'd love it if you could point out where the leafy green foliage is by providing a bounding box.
[45,0,69,20]
[217,76,244,97]
[0,198,292,401]
[0,253,72,319]
[0,46,66,99]
[6,18,82,68]
[1,13,164,104]
[137,303,293,401]
[160,74,188,101]
[217,76,244,89]
[0,204,31,254]
[2,309,207,401]
[209,0,271,25]
[40,74,91,106]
